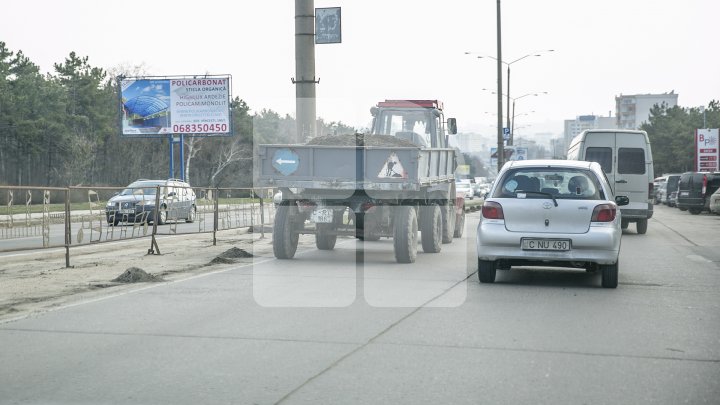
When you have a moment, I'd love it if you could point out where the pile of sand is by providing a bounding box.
[208,247,254,265]
[111,267,164,283]
[307,133,417,147]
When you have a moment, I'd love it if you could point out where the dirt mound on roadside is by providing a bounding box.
[307,133,418,147]
[208,247,254,265]
[112,267,164,283]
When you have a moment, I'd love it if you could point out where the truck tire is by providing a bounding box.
[441,200,455,244]
[453,209,465,238]
[393,206,418,263]
[689,208,702,215]
[420,204,442,253]
[273,202,299,259]
[620,218,629,229]
[315,223,337,250]
[636,218,648,234]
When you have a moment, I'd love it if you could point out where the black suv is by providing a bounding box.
[676,172,720,214]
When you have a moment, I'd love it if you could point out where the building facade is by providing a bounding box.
[615,92,678,129]
[562,114,617,152]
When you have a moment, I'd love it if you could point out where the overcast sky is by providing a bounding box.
[2,0,718,140]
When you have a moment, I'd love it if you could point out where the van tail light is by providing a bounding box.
[648,183,653,199]
[702,174,708,196]
[591,203,617,222]
[482,201,504,219]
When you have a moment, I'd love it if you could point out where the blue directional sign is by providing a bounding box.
[272,148,300,176]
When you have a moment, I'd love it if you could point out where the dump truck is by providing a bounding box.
[255,99,464,263]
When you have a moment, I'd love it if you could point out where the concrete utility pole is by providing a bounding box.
[496,0,504,171]
[294,0,317,143]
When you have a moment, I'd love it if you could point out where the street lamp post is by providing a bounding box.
[465,49,553,146]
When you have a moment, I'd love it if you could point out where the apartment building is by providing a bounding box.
[615,92,678,129]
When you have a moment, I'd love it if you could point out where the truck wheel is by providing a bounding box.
[357,211,381,241]
[620,218,629,229]
[315,223,337,250]
[601,260,619,288]
[689,208,702,215]
[453,209,465,238]
[393,206,418,263]
[636,218,648,234]
[273,202,299,259]
[478,259,496,283]
[441,200,455,244]
[420,204,442,253]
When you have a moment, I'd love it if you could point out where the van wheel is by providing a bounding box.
[636,218,648,234]
[689,208,702,215]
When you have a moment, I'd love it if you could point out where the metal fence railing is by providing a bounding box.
[0,185,278,267]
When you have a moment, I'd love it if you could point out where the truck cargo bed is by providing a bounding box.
[256,144,455,191]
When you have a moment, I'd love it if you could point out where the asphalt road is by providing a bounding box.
[0,205,718,404]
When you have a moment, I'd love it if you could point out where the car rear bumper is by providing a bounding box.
[476,222,621,265]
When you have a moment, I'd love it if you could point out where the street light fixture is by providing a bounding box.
[466,49,553,145]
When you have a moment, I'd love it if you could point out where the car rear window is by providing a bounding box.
[493,168,602,200]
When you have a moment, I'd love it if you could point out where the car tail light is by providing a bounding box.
[482,201,504,219]
[702,174,708,196]
[648,182,653,199]
[591,204,617,222]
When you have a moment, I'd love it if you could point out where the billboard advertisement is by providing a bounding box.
[695,128,719,172]
[120,76,232,137]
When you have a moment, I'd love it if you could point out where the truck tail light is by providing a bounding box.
[591,204,617,222]
[481,201,504,219]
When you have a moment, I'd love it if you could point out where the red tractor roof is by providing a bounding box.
[377,100,443,110]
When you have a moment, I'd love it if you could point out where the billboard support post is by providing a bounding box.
[169,135,175,179]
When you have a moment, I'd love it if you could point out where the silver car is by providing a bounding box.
[476,160,629,288]
[106,179,197,225]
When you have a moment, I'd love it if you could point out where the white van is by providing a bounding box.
[567,129,654,234]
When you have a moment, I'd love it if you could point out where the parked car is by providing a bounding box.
[476,160,629,288]
[106,178,196,225]
[661,174,681,206]
[676,171,720,215]
[653,175,667,204]
[709,188,720,215]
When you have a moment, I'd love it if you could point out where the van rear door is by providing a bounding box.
[581,131,651,215]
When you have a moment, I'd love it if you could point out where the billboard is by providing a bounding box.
[120,75,232,137]
[695,128,719,172]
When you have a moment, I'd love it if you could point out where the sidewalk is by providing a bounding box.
[0,229,314,323]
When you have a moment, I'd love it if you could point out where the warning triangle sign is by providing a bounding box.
[378,153,407,178]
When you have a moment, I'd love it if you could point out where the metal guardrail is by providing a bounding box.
[0,185,278,267]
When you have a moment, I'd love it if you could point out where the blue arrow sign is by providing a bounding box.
[272,149,300,176]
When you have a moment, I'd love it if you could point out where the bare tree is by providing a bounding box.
[209,139,252,187]
[183,137,203,184]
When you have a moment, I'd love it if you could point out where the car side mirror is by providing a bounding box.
[615,195,630,206]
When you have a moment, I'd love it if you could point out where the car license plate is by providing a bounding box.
[311,208,334,223]
[680,191,689,196]
[119,208,134,214]
[521,238,571,251]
